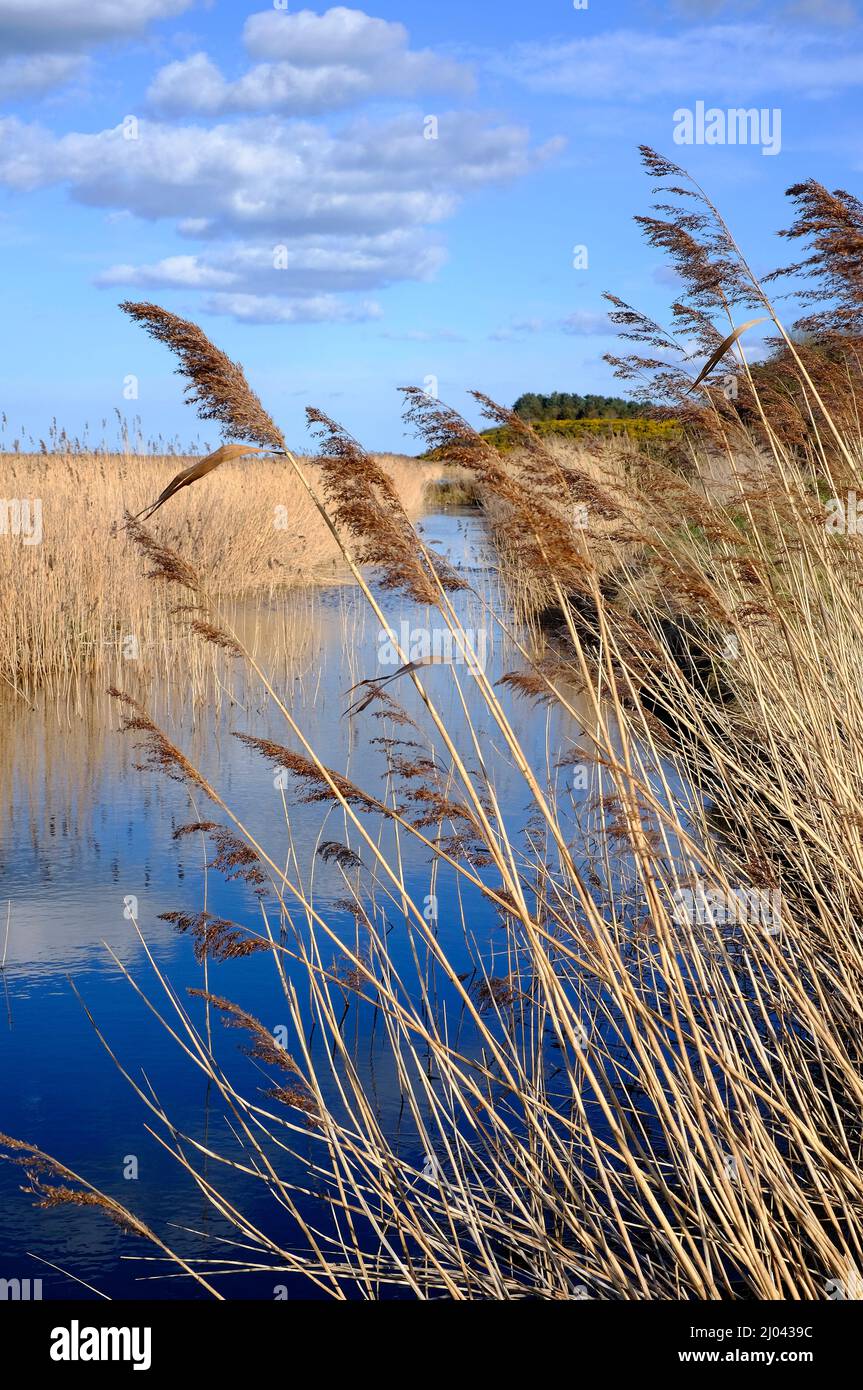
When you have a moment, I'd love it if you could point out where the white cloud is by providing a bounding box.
[490,311,611,341]
[0,53,84,98]
[562,310,612,335]
[0,0,194,97]
[0,8,562,329]
[0,0,193,53]
[201,293,382,325]
[244,7,420,66]
[7,107,558,325]
[499,24,863,101]
[95,254,235,289]
[94,231,446,295]
[0,113,558,238]
[149,8,473,115]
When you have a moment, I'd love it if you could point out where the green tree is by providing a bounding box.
[512,392,652,421]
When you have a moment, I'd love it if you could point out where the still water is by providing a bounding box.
[0,508,630,1299]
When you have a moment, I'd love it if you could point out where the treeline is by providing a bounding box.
[483,417,680,452]
[512,392,652,421]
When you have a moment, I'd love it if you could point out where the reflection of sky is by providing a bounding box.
[0,509,684,1298]
[0,512,577,977]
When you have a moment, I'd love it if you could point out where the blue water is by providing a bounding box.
[0,509,604,1298]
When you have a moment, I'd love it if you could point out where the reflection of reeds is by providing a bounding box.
[6,159,863,1301]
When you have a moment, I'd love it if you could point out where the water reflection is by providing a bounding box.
[0,508,605,1298]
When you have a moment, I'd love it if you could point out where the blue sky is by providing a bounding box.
[0,0,860,453]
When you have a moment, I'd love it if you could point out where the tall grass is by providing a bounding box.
[0,449,436,702]
[4,156,863,1299]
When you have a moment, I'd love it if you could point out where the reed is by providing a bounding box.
[0,448,437,701]
[4,156,863,1300]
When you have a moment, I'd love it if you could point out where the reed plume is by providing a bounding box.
[158,910,270,963]
[108,686,211,791]
[120,302,286,452]
[768,179,863,342]
[306,406,464,604]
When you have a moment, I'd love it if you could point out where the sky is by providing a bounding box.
[0,0,860,453]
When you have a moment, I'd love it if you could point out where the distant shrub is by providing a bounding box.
[512,392,655,421]
[481,417,682,450]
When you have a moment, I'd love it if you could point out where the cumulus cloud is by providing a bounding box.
[0,53,84,98]
[0,0,194,97]
[499,23,863,101]
[0,0,193,53]
[94,231,446,295]
[201,293,382,325]
[0,113,559,238]
[0,108,558,323]
[95,254,236,289]
[149,8,473,115]
[244,7,426,66]
[0,6,563,328]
